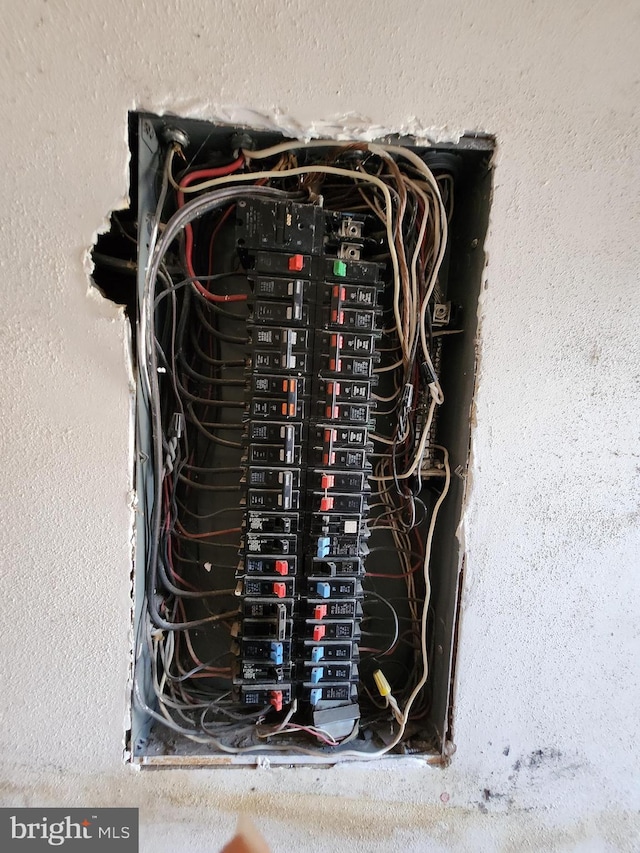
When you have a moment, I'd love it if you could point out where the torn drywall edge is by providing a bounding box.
[457,133,498,614]
[448,134,497,750]
[123,317,138,766]
[76,112,135,762]
[84,107,133,305]
[135,99,474,146]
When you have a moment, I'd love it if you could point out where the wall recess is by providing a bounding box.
[93,113,493,766]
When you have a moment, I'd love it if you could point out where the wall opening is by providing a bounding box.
[95,112,493,766]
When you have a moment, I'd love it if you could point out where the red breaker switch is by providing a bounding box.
[321,474,335,490]
[273,582,287,598]
[269,690,283,712]
[320,496,334,511]
[288,254,304,271]
[331,284,346,325]
[274,560,289,576]
[313,625,326,642]
[322,428,337,467]
[314,604,328,620]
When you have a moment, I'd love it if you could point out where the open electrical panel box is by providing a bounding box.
[119,113,493,766]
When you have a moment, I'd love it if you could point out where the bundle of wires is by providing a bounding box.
[133,135,453,758]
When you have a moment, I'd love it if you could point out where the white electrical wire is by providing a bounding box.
[140,139,453,759]
[369,397,438,483]
[351,445,451,759]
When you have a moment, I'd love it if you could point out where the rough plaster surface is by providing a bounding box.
[1,1,639,850]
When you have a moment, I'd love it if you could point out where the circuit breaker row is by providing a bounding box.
[232,199,382,719]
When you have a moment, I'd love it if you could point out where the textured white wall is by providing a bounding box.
[1,0,639,850]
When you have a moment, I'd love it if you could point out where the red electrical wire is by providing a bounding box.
[175,520,241,540]
[207,206,235,278]
[163,478,199,591]
[176,155,245,302]
[367,565,420,580]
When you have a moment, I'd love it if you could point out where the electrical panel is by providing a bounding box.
[119,114,493,765]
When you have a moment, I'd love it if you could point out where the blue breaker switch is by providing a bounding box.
[310,688,322,706]
[311,667,324,684]
[317,537,330,558]
[316,582,331,598]
[270,642,283,665]
[311,646,324,662]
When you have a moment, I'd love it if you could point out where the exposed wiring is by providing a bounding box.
[134,131,455,758]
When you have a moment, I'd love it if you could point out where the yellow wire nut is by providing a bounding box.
[373,669,391,698]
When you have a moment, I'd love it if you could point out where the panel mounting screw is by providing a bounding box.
[162,126,190,149]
